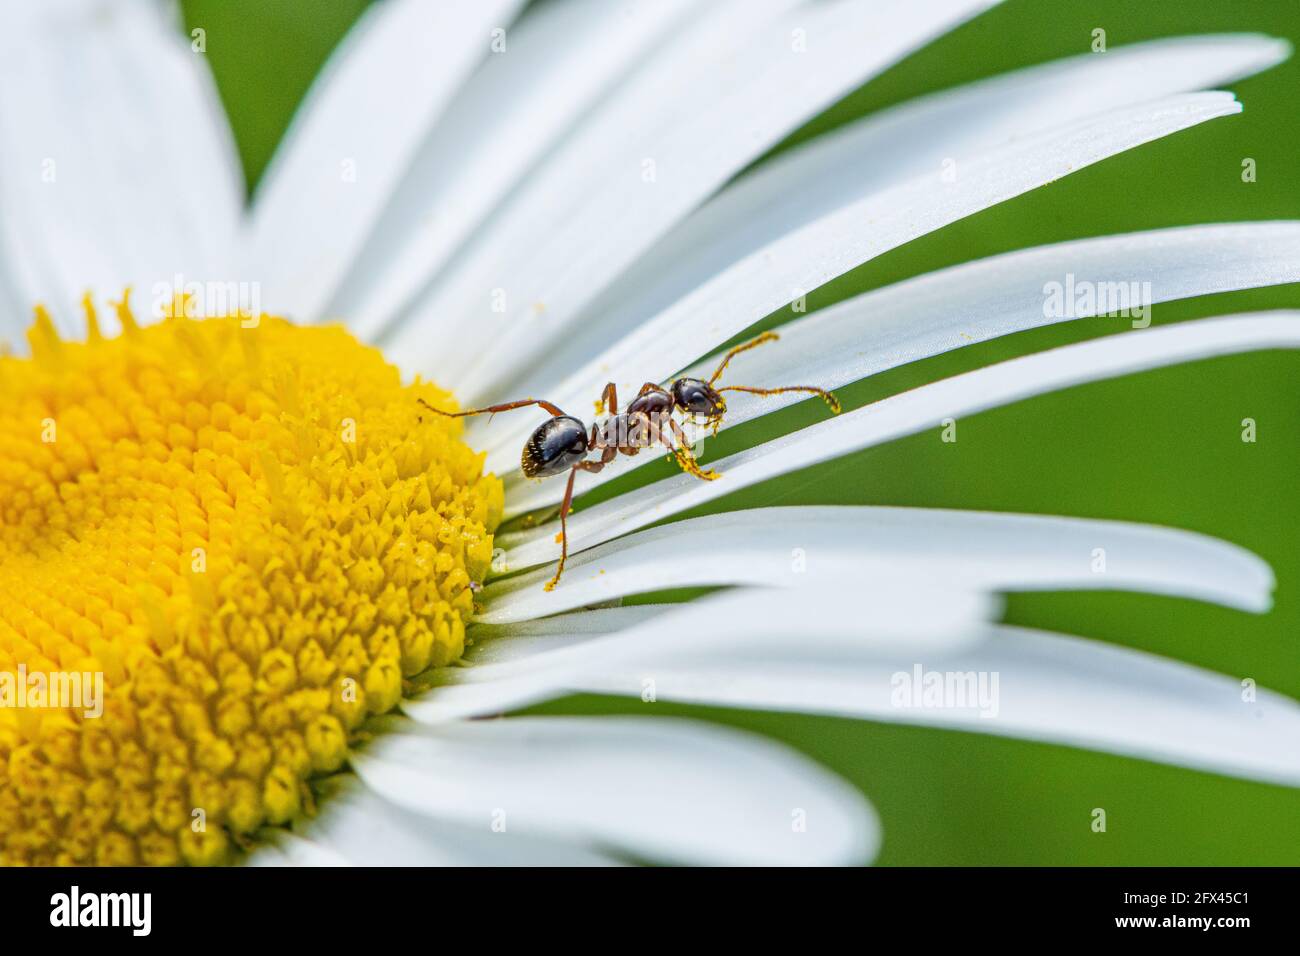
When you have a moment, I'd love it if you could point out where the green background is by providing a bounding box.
[182,0,1300,864]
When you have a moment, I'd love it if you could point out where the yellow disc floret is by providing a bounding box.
[0,297,502,865]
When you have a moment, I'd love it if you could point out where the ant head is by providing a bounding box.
[521,415,588,478]
[671,378,725,418]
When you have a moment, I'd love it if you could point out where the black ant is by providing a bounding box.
[418,331,840,590]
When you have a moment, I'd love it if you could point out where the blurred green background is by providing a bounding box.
[181,0,1300,864]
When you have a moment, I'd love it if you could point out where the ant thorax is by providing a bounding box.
[595,409,673,449]
[595,407,713,453]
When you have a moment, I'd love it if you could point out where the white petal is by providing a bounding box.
[467,604,674,665]
[412,606,679,722]
[287,781,622,866]
[340,0,702,340]
[0,0,243,334]
[384,0,999,381]
[579,625,1300,788]
[353,716,880,866]
[245,0,526,320]
[410,585,994,722]
[682,223,1300,433]
[489,506,1270,623]
[481,35,1290,411]
[505,221,1300,510]
[475,90,1242,466]
[501,313,1300,553]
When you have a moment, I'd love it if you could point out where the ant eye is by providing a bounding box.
[694,382,721,412]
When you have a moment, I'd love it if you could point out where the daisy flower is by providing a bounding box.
[0,0,1297,867]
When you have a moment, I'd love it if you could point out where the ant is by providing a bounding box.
[418,331,840,591]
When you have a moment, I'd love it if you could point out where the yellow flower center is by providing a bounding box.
[0,297,501,865]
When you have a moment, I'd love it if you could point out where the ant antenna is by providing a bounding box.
[706,332,841,414]
[417,396,568,422]
[717,384,841,414]
[708,330,780,385]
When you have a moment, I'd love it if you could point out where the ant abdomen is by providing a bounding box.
[522,415,588,478]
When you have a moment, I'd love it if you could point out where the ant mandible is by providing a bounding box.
[418,331,841,591]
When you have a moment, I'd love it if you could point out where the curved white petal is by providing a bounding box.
[488,506,1271,623]
[0,0,243,335]
[505,221,1300,511]
[484,35,1290,410]
[411,585,995,722]
[475,90,1242,465]
[502,313,1300,552]
[385,0,1000,380]
[282,781,622,866]
[353,716,880,866]
[679,222,1300,431]
[340,0,701,340]
[245,0,527,320]
[466,604,674,666]
[578,624,1300,788]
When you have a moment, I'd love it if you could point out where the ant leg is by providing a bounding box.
[545,459,606,592]
[587,422,619,464]
[717,384,842,415]
[544,468,579,593]
[618,410,650,456]
[595,382,618,417]
[417,396,567,422]
[599,441,618,465]
[707,330,780,385]
[661,416,719,482]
